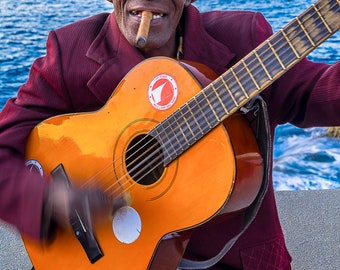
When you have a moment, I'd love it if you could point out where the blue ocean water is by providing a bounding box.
[0,0,339,190]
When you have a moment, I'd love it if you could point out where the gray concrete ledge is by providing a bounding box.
[0,222,32,270]
[275,189,340,270]
[0,189,339,269]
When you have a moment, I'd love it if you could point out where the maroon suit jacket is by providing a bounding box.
[0,5,339,269]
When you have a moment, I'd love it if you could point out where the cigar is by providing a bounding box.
[136,11,153,48]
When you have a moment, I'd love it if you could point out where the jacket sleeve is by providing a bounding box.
[248,18,340,127]
[261,57,340,128]
[207,10,340,128]
[0,31,73,239]
[243,11,340,128]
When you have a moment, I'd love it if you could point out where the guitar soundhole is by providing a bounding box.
[126,134,164,186]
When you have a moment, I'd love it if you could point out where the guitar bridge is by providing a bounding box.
[51,164,104,264]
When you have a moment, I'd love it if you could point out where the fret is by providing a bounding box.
[318,0,340,32]
[232,61,260,98]
[243,53,270,89]
[204,84,229,120]
[195,92,219,125]
[220,70,246,106]
[299,6,330,45]
[258,42,284,77]
[220,76,239,107]
[177,107,197,143]
[296,17,316,47]
[188,97,212,134]
[266,40,286,70]
[312,4,332,33]
[212,80,236,113]
[284,20,311,56]
[230,67,250,98]
[280,29,301,59]
[201,89,220,122]
[158,117,182,156]
[180,102,204,137]
[223,70,248,104]
[254,50,273,80]
[241,59,261,91]
[270,31,298,69]
[210,83,229,115]
[171,110,191,147]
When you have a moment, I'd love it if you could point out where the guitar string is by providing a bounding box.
[79,0,338,197]
[83,0,340,198]
[77,0,339,198]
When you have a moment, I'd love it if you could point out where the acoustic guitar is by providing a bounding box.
[23,0,339,269]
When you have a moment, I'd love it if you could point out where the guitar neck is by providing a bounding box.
[151,0,340,165]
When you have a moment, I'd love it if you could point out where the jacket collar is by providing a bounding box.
[181,5,236,75]
[85,6,236,103]
[86,13,144,103]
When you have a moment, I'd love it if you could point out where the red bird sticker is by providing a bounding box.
[148,74,178,111]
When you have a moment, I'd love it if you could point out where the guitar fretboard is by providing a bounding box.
[150,0,340,165]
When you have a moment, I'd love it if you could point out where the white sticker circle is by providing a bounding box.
[112,206,142,244]
[148,74,178,111]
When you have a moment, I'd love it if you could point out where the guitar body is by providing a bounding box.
[23,57,263,269]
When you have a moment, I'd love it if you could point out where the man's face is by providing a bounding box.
[113,0,191,54]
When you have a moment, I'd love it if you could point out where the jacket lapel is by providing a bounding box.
[86,13,144,104]
[85,6,236,104]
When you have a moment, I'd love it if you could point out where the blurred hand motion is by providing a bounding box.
[45,182,127,230]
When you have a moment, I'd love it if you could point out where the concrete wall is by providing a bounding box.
[275,189,340,270]
[0,189,339,269]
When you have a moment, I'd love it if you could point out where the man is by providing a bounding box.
[0,0,339,269]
